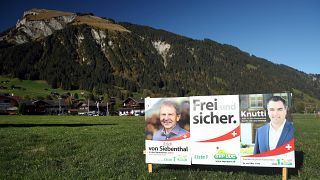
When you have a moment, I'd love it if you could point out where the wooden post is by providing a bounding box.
[143,150,153,173]
[282,168,288,180]
[148,163,153,173]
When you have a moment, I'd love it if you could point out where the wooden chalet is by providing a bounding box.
[0,95,20,114]
[119,97,144,116]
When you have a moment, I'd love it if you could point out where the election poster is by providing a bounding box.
[145,97,191,165]
[190,95,241,166]
[240,93,295,168]
[145,92,295,168]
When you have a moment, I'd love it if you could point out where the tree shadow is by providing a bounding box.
[0,123,118,128]
[289,150,304,177]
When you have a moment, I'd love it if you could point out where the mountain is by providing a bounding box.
[0,8,319,108]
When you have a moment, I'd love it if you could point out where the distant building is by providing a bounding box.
[119,97,144,116]
[43,99,67,115]
[20,100,49,115]
[0,95,20,114]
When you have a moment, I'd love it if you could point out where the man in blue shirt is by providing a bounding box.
[152,100,188,140]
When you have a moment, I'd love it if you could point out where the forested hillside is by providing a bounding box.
[0,9,319,106]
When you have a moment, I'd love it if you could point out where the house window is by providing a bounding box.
[249,94,263,108]
[273,93,289,106]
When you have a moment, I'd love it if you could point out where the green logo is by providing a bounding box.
[176,155,188,161]
[277,159,293,165]
[214,150,237,160]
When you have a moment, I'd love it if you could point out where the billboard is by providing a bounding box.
[145,92,295,168]
[145,97,191,165]
[190,95,240,165]
[240,93,295,167]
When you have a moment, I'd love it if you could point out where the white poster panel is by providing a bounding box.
[145,97,191,165]
[240,93,295,168]
[241,140,295,167]
[190,95,240,165]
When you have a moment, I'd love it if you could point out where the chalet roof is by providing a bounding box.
[0,95,20,104]
[43,100,66,106]
[19,99,66,106]
[20,99,51,106]
[9,96,22,102]
[122,97,144,104]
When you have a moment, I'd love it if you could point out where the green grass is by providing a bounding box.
[0,114,319,179]
[0,76,144,100]
[0,76,88,99]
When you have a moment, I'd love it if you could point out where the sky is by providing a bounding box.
[1,0,319,74]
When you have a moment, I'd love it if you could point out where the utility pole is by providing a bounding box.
[88,98,90,114]
[58,96,62,115]
[107,102,109,116]
[96,101,100,116]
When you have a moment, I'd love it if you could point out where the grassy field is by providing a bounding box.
[0,114,319,179]
[0,76,88,99]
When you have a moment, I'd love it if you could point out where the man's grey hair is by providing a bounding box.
[160,100,181,115]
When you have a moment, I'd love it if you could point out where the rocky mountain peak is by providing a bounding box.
[2,8,129,44]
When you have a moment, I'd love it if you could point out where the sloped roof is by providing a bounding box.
[123,97,144,104]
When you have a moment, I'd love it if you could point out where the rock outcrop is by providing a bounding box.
[1,8,127,44]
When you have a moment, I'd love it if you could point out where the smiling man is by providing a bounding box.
[152,100,188,141]
[253,96,294,154]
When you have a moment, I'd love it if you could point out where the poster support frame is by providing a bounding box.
[282,168,288,180]
[145,162,289,178]
[148,164,153,173]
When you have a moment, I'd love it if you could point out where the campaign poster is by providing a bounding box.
[190,95,240,166]
[240,93,295,168]
[145,97,191,165]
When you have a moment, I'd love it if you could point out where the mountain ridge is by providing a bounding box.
[0,8,319,106]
